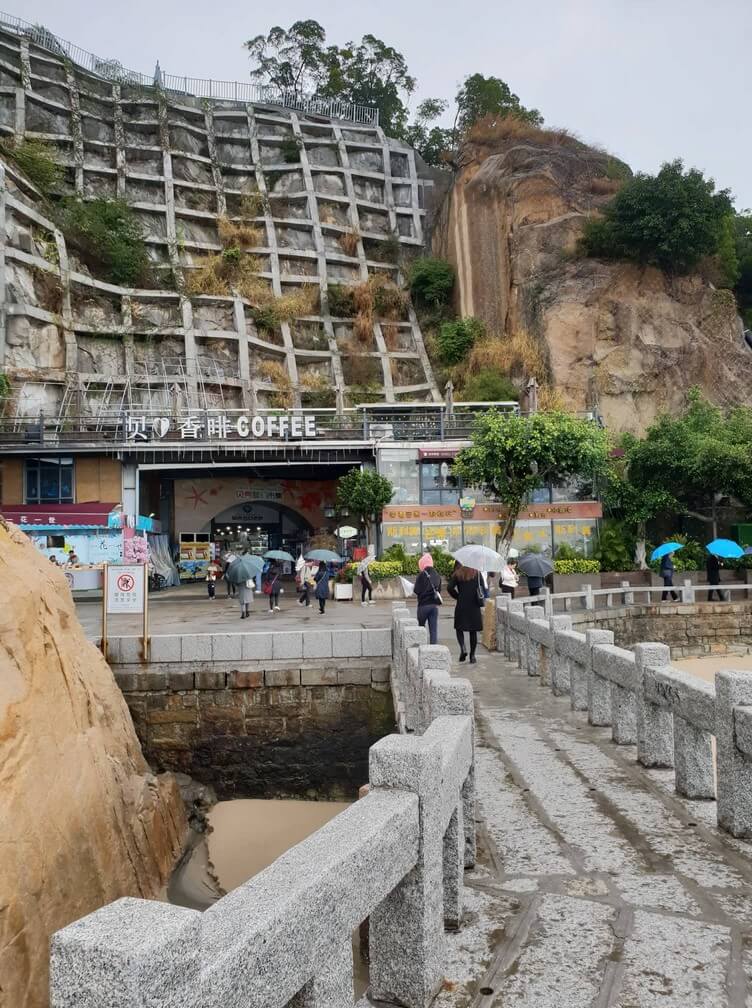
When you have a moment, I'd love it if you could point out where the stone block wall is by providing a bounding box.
[0,25,440,419]
[115,658,393,800]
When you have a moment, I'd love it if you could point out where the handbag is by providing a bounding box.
[475,574,486,607]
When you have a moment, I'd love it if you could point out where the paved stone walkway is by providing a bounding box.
[430,642,752,1008]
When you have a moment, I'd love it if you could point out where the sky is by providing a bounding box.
[19,0,752,207]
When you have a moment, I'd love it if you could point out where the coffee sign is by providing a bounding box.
[125,411,318,442]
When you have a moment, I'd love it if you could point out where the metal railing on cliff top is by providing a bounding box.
[0,11,380,126]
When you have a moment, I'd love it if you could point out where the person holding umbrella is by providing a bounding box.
[705,539,744,601]
[447,562,484,663]
[314,560,331,614]
[516,552,554,604]
[225,554,264,619]
[263,562,282,613]
[706,552,723,602]
[660,552,679,602]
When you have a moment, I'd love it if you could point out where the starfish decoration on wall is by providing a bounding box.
[185,485,209,510]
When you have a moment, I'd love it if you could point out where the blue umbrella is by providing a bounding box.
[305,549,342,562]
[225,554,265,583]
[650,542,684,562]
[706,538,744,559]
[264,549,295,562]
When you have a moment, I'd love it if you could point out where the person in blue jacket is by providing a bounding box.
[660,551,679,602]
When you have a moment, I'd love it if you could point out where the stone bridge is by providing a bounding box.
[51,598,752,1006]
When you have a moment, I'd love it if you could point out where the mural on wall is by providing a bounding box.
[174,478,338,534]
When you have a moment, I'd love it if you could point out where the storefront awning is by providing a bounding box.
[1,502,118,527]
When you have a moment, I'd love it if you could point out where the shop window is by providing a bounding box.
[512,520,553,554]
[462,522,496,549]
[382,523,421,556]
[420,462,459,505]
[553,520,596,557]
[46,534,66,548]
[25,457,74,504]
[422,522,463,553]
[378,449,419,504]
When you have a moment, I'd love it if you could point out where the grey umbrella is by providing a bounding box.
[225,555,265,584]
[516,553,554,578]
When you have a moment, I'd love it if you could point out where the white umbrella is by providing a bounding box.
[399,576,415,598]
[357,556,376,575]
[452,544,505,572]
[508,548,519,559]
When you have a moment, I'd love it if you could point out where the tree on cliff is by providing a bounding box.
[336,469,394,546]
[581,160,736,276]
[453,411,610,559]
[627,390,752,539]
[245,22,414,135]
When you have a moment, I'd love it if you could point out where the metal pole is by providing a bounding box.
[101,562,108,661]
[142,562,149,662]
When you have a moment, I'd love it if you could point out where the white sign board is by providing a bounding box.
[106,564,146,614]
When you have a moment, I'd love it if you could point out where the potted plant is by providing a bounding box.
[334,562,356,600]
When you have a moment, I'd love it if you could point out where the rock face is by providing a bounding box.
[0,520,187,1008]
[432,126,750,433]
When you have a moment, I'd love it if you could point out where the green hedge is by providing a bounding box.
[553,559,600,575]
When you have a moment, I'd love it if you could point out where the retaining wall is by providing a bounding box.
[51,607,477,1008]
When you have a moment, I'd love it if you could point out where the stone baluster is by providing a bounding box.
[611,661,638,746]
[541,615,571,687]
[495,595,510,659]
[551,620,573,697]
[583,583,595,610]
[673,710,715,801]
[369,735,444,1008]
[716,670,752,837]
[50,899,202,1008]
[570,639,590,712]
[586,630,615,727]
[634,643,674,768]
[681,578,695,604]
[621,580,634,606]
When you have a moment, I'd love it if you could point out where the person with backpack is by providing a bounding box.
[447,562,485,663]
[413,553,442,644]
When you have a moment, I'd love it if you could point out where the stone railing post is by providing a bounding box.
[369,735,444,1008]
[611,659,638,746]
[495,595,510,659]
[508,600,525,668]
[551,619,572,696]
[681,578,695,604]
[673,711,715,801]
[583,583,595,610]
[289,937,354,1007]
[570,640,590,712]
[525,608,543,678]
[621,580,634,606]
[586,630,614,727]
[541,585,552,617]
[634,643,674,768]
[541,615,570,687]
[50,899,201,1008]
[716,670,752,837]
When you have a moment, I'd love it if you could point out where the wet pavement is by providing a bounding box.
[429,641,752,1007]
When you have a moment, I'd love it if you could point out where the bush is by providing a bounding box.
[368,560,402,582]
[328,283,356,317]
[408,257,455,308]
[594,522,635,572]
[554,559,600,575]
[458,368,518,402]
[54,197,150,287]
[580,159,735,275]
[280,137,301,163]
[437,317,484,364]
[2,138,63,196]
[429,548,456,578]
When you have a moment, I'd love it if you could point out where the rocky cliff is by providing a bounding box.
[0,520,186,1008]
[432,120,750,433]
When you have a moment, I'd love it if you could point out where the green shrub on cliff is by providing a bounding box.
[458,369,518,403]
[2,138,63,197]
[408,257,455,308]
[437,316,484,364]
[54,197,151,287]
[581,159,735,276]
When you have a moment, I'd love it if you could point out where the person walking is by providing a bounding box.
[706,553,724,602]
[500,558,519,598]
[447,562,484,663]
[660,551,679,602]
[314,560,331,614]
[526,572,544,597]
[263,563,281,613]
[413,552,442,645]
[360,564,375,606]
[223,550,237,598]
[237,577,253,619]
[298,560,313,607]
[206,560,219,600]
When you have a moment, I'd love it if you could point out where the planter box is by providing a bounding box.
[550,573,603,594]
[334,583,353,600]
[373,577,407,601]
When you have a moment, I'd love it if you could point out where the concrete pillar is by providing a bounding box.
[583,583,595,610]
[586,630,614,727]
[289,937,354,1008]
[369,735,444,1008]
[442,803,464,931]
[634,643,674,768]
[121,461,138,517]
[50,898,201,1008]
[673,715,715,800]
[495,595,510,658]
[621,580,634,605]
[544,616,571,690]
[611,682,638,745]
[551,619,573,698]
[716,670,752,836]
[681,578,695,603]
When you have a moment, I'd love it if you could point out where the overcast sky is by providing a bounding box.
[20,0,752,207]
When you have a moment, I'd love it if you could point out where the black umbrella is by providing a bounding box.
[516,553,554,578]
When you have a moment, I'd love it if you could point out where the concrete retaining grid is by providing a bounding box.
[50,606,476,1007]
[496,594,752,833]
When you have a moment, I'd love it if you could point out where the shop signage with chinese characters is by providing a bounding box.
[124,412,318,442]
[381,501,602,522]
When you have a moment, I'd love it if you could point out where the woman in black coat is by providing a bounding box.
[447,563,484,663]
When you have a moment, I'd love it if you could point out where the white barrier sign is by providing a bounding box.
[106,564,146,614]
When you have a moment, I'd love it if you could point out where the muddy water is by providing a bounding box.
[674,654,752,684]
[169,798,370,996]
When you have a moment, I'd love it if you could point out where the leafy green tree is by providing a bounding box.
[403,98,454,167]
[581,159,735,275]
[627,390,752,539]
[455,73,542,133]
[408,257,455,308]
[319,35,415,136]
[454,410,610,558]
[733,212,752,326]
[336,468,394,545]
[245,21,326,98]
